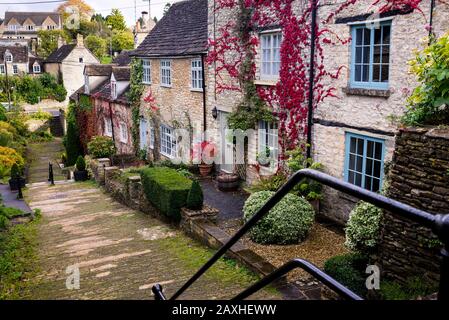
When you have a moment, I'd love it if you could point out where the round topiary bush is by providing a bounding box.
[345,201,383,253]
[87,136,116,159]
[243,191,315,245]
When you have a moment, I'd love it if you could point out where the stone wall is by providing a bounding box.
[378,127,449,285]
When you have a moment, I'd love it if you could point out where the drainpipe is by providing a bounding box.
[429,0,435,43]
[306,0,318,161]
[108,101,116,143]
[201,53,207,132]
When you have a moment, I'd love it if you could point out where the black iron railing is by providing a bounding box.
[152,169,449,301]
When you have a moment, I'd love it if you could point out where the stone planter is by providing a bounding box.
[9,177,26,191]
[198,163,213,177]
[74,170,88,182]
[309,199,320,214]
[216,174,240,192]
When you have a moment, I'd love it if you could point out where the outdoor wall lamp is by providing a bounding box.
[212,106,218,119]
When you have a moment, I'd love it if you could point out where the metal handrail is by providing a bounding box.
[154,169,449,301]
[232,259,363,301]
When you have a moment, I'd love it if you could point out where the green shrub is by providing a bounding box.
[243,191,315,245]
[380,277,437,300]
[65,102,83,166]
[141,167,193,220]
[246,172,288,193]
[0,129,13,147]
[186,180,204,210]
[87,136,116,159]
[0,105,6,122]
[10,163,20,179]
[75,156,86,172]
[324,253,368,296]
[30,109,53,121]
[53,84,67,102]
[345,201,383,253]
[0,205,24,230]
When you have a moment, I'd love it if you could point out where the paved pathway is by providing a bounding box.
[27,138,66,184]
[0,184,32,214]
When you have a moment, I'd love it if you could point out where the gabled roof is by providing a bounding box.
[44,44,76,63]
[4,12,60,26]
[85,64,113,77]
[0,45,28,63]
[91,79,130,105]
[132,0,208,57]
[113,50,133,66]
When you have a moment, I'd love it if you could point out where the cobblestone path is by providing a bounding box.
[24,180,281,300]
[27,138,66,183]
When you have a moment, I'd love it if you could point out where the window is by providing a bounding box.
[149,124,155,149]
[79,57,84,63]
[26,25,35,31]
[47,25,56,30]
[351,22,391,89]
[142,59,151,84]
[160,60,172,87]
[12,65,18,74]
[160,125,177,158]
[104,118,113,137]
[119,122,128,143]
[345,133,385,192]
[0,65,4,74]
[260,33,282,79]
[191,58,203,90]
[5,53,12,63]
[33,64,41,73]
[258,121,279,167]
[111,80,117,99]
[8,25,18,31]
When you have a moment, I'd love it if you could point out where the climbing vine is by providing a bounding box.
[208,0,435,158]
[127,58,145,155]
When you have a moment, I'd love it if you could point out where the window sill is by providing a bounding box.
[343,87,391,98]
[160,85,172,89]
[190,88,204,93]
[254,79,278,86]
[142,82,152,86]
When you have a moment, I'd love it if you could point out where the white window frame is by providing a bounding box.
[160,59,172,87]
[191,58,203,91]
[142,59,151,84]
[149,124,155,149]
[258,121,279,168]
[26,25,35,31]
[5,54,13,63]
[111,80,117,100]
[33,64,41,73]
[104,118,113,137]
[119,122,128,143]
[0,65,5,74]
[12,65,18,74]
[260,32,282,80]
[160,125,177,158]
[8,25,18,31]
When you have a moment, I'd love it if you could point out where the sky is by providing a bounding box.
[0,0,182,27]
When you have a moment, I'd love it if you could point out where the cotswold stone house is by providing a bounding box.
[131,0,209,161]
[44,35,99,102]
[70,64,133,155]
[0,44,43,75]
[206,0,449,224]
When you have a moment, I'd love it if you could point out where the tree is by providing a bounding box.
[57,0,93,22]
[106,9,127,31]
[112,30,134,53]
[163,3,172,16]
[85,35,107,59]
[37,30,71,58]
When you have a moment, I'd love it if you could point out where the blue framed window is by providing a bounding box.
[350,22,391,89]
[344,133,385,192]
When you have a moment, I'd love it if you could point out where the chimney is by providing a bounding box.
[57,36,65,49]
[76,34,84,48]
[141,11,148,29]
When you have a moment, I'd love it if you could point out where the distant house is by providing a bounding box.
[0,11,62,51]
[44,35,99,101]
[0,44,43,76]
[70,65,133,155]
[133,11,156,48]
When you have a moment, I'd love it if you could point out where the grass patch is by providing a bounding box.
[157,235,279,295]
[380,277,437,300]
[0,216,40,299]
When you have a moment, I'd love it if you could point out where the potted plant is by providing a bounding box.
[256,147,272,167]
[196,141,216,177]
[9,163,26,191]
[74,156,88,182]
[217,172,240,192]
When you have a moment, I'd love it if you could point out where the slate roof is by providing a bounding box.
[85,64,113,77]
[3,11,60,26]
[132,0,208,57]
[44,44,76,63]
[112,67,130,81]
[91,80,130,105]
[113,50,133,66]
[0,45,28,63]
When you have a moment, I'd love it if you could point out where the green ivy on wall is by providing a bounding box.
[127,58,145,155]
[79,94,92,111]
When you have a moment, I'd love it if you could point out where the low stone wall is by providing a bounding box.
[378,127,449,285]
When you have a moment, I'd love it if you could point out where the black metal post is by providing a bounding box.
[16,176,23,200]
[152,284,167,300]
[306,0,318,160]
[434,214,449,300]
[49,163,54,185]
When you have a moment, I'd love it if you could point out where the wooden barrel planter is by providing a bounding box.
[216,174,240,192]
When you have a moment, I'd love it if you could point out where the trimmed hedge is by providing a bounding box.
[186,180,204,210]
[141,167,193,220]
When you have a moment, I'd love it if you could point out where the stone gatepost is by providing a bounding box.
[104,166,120,192]
[96,158,111,185]
[127,176,142,211]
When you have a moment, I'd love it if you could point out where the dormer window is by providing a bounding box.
[5,53,13,63]
[26,25,35,31]
[111,80,117,100]
[8,25,18,31]
[33,64,41,73]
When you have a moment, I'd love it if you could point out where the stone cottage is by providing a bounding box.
[44,34,99,102]
[131,0,209,161]
[206,0,449,224]
[0,44,43,75]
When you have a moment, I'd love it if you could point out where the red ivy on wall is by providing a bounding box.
[207,0,431,156]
